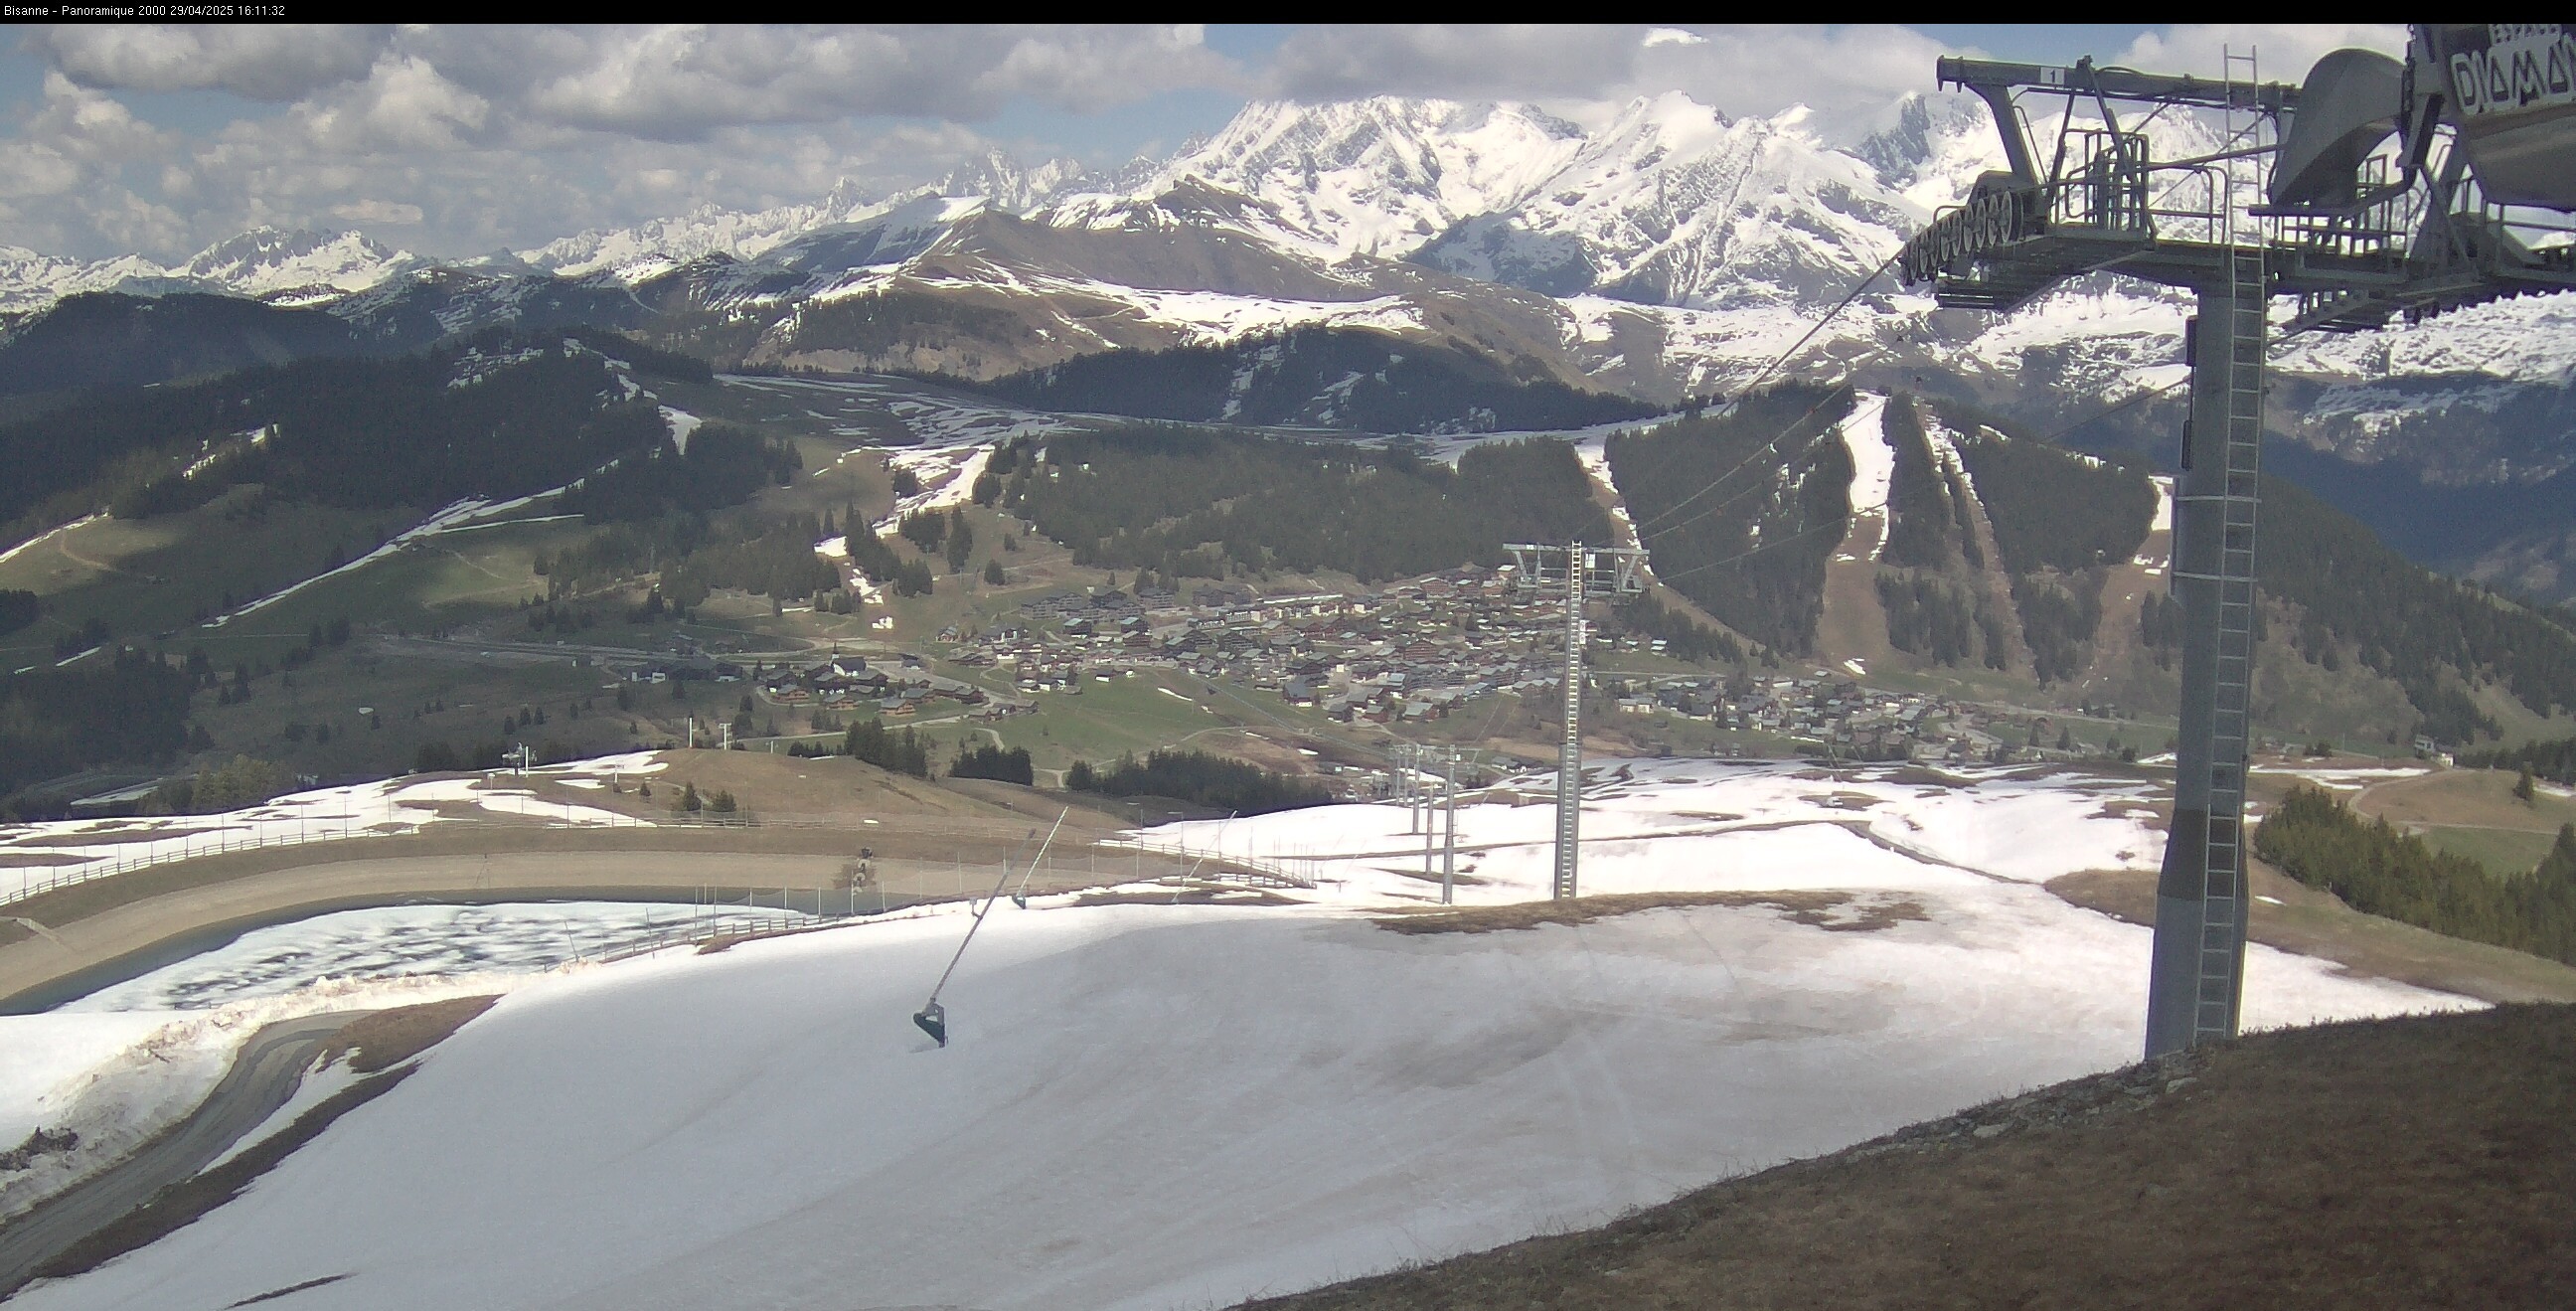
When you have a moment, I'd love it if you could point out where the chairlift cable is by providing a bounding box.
[913,807,1068,1047]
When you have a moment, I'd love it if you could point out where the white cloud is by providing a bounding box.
[1265,24,1949,142]
[15,23,2412,264]
[1627,25,1950,138]
[2114,24,2408,83]
[409,24,1241,139]
[330,199,424,225]
[31,24,392,100]
[1269,24,1649,102]
[292,54,494,153]
[2,26,1195,258]
[0,73,177,253]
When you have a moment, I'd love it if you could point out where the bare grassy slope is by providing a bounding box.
[1246,1004,2576,1311]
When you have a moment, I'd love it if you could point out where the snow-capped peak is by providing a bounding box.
[937,150,1090,213]
[173,227,421,299]
[1139,96,1589,259]
[1413,93,1924,310]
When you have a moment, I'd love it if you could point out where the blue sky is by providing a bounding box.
[0,24,2401,261]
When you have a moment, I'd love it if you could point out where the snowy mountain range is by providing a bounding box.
[2,89,2570,594]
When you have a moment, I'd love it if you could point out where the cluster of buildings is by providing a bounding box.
[754,653,993,719]
[1602,675,2012,761]
[970,569,1575,722]
[953,568,2063,762]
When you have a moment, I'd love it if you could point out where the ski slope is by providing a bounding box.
[3,760,2467,1311]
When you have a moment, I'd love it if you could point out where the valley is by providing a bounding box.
[2,30,2574,1311]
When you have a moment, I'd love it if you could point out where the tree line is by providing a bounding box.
[0,327,708,552]
[559,419,802,522]
[1610,592,1744,665]
[1879,396,1984,572]
[2459,735,2576,786]
[2256,478,2576,745]
[1065,749,1330,814]
[1877,572,2000,669]
[950,743,1035,785]
[1935,404,2155,684]
[974,325,1654,434]
[0,648,197,814]
[1606,384,1856,657]
[1006,425,1611,584]
[2255,784,2576,966]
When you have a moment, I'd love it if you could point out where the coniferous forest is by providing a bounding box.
[2255,478,2576,745]
[0,328,704,546]
[975,326,1655,433]
[1606,385,1857,657]
[2256,784,2576,966]
[0,650,195,806]
[2460,735,2576,786]
[1006,425,1610,583]
[1936,405,2156,684]
[1065,749,1330,814]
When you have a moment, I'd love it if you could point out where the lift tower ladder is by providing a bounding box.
[2169,51,2272,1050]
[1507,543,1644,901]
[2177,239,2268,1045]
[1553,557,1584,901]
[1896,28,2576,1058]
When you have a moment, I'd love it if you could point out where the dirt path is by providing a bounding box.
[0,1011,371,1298]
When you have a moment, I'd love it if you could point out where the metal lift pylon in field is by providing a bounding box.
[1896,25,2576,1057]
[1507,543,1644,901]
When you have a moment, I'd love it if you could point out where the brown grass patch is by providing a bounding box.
[1374,891,1928,936]
[319,995,497,1073]
[2048,864,2576,1005]
[0,852,94,867]
[2355,767,2576,834]
[1798,791,1881,810]
[1071,889,1301,908]
[1244,1004,2576,1311]
[6,827,228,849]
[2091,798,2168,828]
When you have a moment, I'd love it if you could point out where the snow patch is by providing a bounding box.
[660,407,702,454]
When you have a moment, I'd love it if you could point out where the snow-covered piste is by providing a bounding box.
[2,759,2469,1311]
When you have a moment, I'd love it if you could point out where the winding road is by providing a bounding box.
[0,1010,371,1299]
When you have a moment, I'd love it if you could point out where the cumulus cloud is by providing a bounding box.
[1633,25,1950,136]
[11,23,2413,264]
[399,24,1239,140]
[330,199,424,225]
[1264,24,1951,142]
[0,73,177,253]
[30,24,392,100]
[2114,24,2408,83]
[1,24,1252,258]
[1268,24,1649,102]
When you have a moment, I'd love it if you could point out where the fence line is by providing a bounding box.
[3,804,1316,909]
